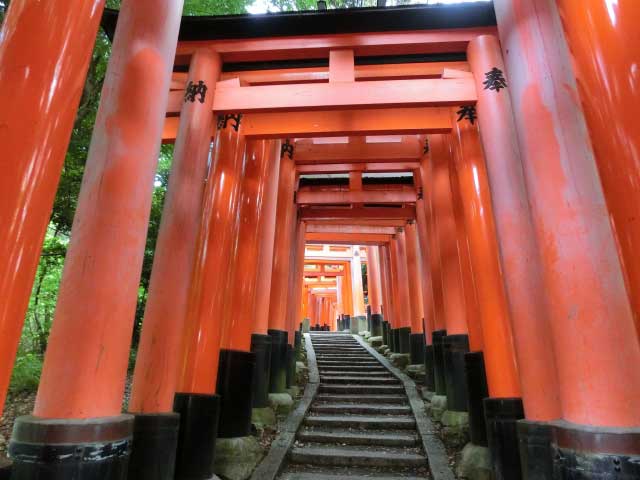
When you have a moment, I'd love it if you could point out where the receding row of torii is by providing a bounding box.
[1,0,639,479]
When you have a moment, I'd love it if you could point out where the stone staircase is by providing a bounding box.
[278,333,430,480]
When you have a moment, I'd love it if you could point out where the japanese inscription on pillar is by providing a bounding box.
[217,113,243,131]
[456,105,477,124]
[281,139,294,159]
[184,80,208,103]
[483,67,508,92]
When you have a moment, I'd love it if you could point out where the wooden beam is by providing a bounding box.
[300,205,416,221]
[306,232,393,244]
[296,189,416,205]
[173,27,498,63]
[295,136,422,164]
[306,219,407,227]
[296,162,420,174]
[166,78,476,114]
[306,225,397,235]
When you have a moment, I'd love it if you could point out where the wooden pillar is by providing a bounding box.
[14,0,183,477]
[556,0,640,330]
[252,141,282,335]
[404,224,425,334]
[495,0,640,474]
[366,247,383,315]
[0,0,105,414]
[350,246,366,318]
[130,49,221,415]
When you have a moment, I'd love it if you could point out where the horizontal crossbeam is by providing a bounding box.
[296,188,416,205]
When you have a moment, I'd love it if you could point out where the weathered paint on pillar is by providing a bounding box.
[494,0,640,426]
[0,0,106,413]
[556,0,640,331]
[220,140,269,352]
[404,223,425,333]
[130,49,221,413]
[350,246,366,318]
[34,0,184,419]
[268,150,296,332]
[366,247,383,315]
[468,34,560,420]
[252,141,282,335]
[177,121,246,395]
[450,110,520,398]
[430,134,468,336]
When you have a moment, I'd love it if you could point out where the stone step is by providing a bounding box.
[289,446,426,468]
[317,369,389,376]
[314,393,408,404]
[304,415,416,430]
[310,403,411,415]
[316,358,378,363]
[319,376,398,385]
[281,473,428,480]
[297,428,419,446]
[320,384,405,394]
[316,356,373,360]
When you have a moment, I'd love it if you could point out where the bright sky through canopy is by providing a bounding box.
[247,0,490,14]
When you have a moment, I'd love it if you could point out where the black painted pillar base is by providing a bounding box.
[216,349,256,439]
[484,397,525,480]
[371,313,383,337]
[443,334,470,412]
[391,328,399,352]
[464,351,489,446]
[410,333,425,364]
[518,419,553,480]
[9,414,133,480]
[382,321,389,346]
[432,329,447,396]
[398,327,411,354]
[551,421,640,479]
[173,393,221,480]
[294,331,302,360]
[366,305,372,332]
[268,329,288,393]
[424,344,436,391]
[128,412,180,480]
[250,333,272,409]
[285,344,295,388]
[343,315,351,331]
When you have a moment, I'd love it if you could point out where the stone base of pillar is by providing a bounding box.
[398,326,411,354]
[213,436,263,480]
[285,344,295,388]
[250,334,272,409]
[484,397,525,480]
[518,419,553,480]
[457,442,494,480]
[410,332,426,364]
[302,318,310,333]
[432,329,448,396]
[424,344,436,391]
[551,421,640,479]
[9,414,133,480]
[371,313,383,337]
[465,351,489,447]
[356,315,367,334]
[216,349,256,439]
[173,392,221,480]
[127,412,180,480]
[443,334,470,412]
[267,329,288,394]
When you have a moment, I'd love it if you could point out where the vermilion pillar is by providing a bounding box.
[174,117,246,478]
[495,0,640,475]
[414,178,436,344]
[556,0,640,331]
[0,0,105,414]
[12,1,183,477]
[350,246,366,333]
[130,49,221,415]
[252,141,282,335]
[286,220,306,388]
[127,48,220,478]
[467,35,560,431]
[389,236,411,354]
[366,246,384,337]
[380,245,394,347]
[405,223,426,366]
[267,148,296,393]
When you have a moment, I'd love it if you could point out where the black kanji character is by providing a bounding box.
[483,67,508,92]
[456,105,477,124]
[184,80,208,103]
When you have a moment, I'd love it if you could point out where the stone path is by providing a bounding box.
[278,333,431,480]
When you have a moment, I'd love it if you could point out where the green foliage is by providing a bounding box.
[9,353,43,394]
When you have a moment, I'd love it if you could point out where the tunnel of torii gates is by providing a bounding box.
[0,0,639,479]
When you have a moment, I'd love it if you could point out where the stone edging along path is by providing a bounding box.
[250,334,319,480]
[251,333,455,480]
[353,335,455,480]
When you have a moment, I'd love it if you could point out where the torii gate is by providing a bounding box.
[1,1,639,480]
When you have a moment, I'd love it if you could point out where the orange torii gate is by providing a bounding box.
[1,1,639,480]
